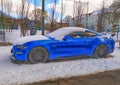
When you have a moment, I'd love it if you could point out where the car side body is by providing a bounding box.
[11,27,115,63]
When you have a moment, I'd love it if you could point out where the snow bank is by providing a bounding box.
[5,30,21,43]
[13,35,48,45]
[0,30,49,44]
[0,43,120,85]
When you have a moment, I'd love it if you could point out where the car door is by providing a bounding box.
[51,31,97,58]
[64,31,91,56]
[77,31,97,55]
[60,31,97,57]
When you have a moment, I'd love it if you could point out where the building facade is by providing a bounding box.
[80,9,120,32]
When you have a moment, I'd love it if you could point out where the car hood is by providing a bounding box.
[13,35,49,45]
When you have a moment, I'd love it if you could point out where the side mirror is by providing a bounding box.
[63,35,71,40]
[111,33,115,37]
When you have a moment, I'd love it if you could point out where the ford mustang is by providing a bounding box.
[11,27,115,64]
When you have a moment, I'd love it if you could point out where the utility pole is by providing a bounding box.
[42,0,45,35]
[1,0,5,42]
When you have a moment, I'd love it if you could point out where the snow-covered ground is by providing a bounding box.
[0,43,120,85]
[0,27,120,85]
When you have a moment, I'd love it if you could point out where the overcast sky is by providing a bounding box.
[48,0,114,17]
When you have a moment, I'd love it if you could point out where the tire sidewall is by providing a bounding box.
[28,47,49,64]
[93,44,108,58]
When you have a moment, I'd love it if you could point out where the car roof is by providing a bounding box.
[48,27,89,40]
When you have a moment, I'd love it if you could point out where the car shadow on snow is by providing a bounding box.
[48,55,113,63]
[12,55,113,65]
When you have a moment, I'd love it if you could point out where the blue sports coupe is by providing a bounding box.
[11,27,115,64]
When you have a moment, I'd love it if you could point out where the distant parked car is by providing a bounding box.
[11,27,115,64]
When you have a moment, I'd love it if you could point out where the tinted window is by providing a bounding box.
[69,31,96,38]
[85,31,96,37]
[69,31,86,38]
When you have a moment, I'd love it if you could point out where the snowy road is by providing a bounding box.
[0,43,120,85]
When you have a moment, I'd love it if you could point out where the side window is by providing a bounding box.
[69,31,86,38]
[85,31,96,37]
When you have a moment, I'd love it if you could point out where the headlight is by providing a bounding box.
[16,45,27,49]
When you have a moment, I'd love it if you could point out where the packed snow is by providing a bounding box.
[48,27,87,40]
[0,43,120,85]
[13,35,48,45]
[0,27,120,85]
[0,29,49,44]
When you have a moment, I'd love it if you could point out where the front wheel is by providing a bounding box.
[28,47,49,64]
[93,44,108,58]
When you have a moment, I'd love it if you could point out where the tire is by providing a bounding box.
[93,44,108,58]
[28,47,49,64]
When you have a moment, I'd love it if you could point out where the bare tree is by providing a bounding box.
[49,0,57,32]
[60,0,65,27]
[4,0,12,32]
[64,15,72,26]
[74,0,85,27]
[16,0,30,36]
[4,0,12,17]
[29,8,48,28]
[29,8,42,21]
[97,1,106,32]
[72,0,75,26]
[111,0,120,13]
[110,0,120,32]
[25,0,31,19]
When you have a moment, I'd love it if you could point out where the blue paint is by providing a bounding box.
[11,29,115,62]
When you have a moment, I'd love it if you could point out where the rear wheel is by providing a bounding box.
[93,44,108,58]
[28,47,49,64]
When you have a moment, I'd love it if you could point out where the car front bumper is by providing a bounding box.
[11,47,28,62]
[11,54,20,63]
[11,54,29,64]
